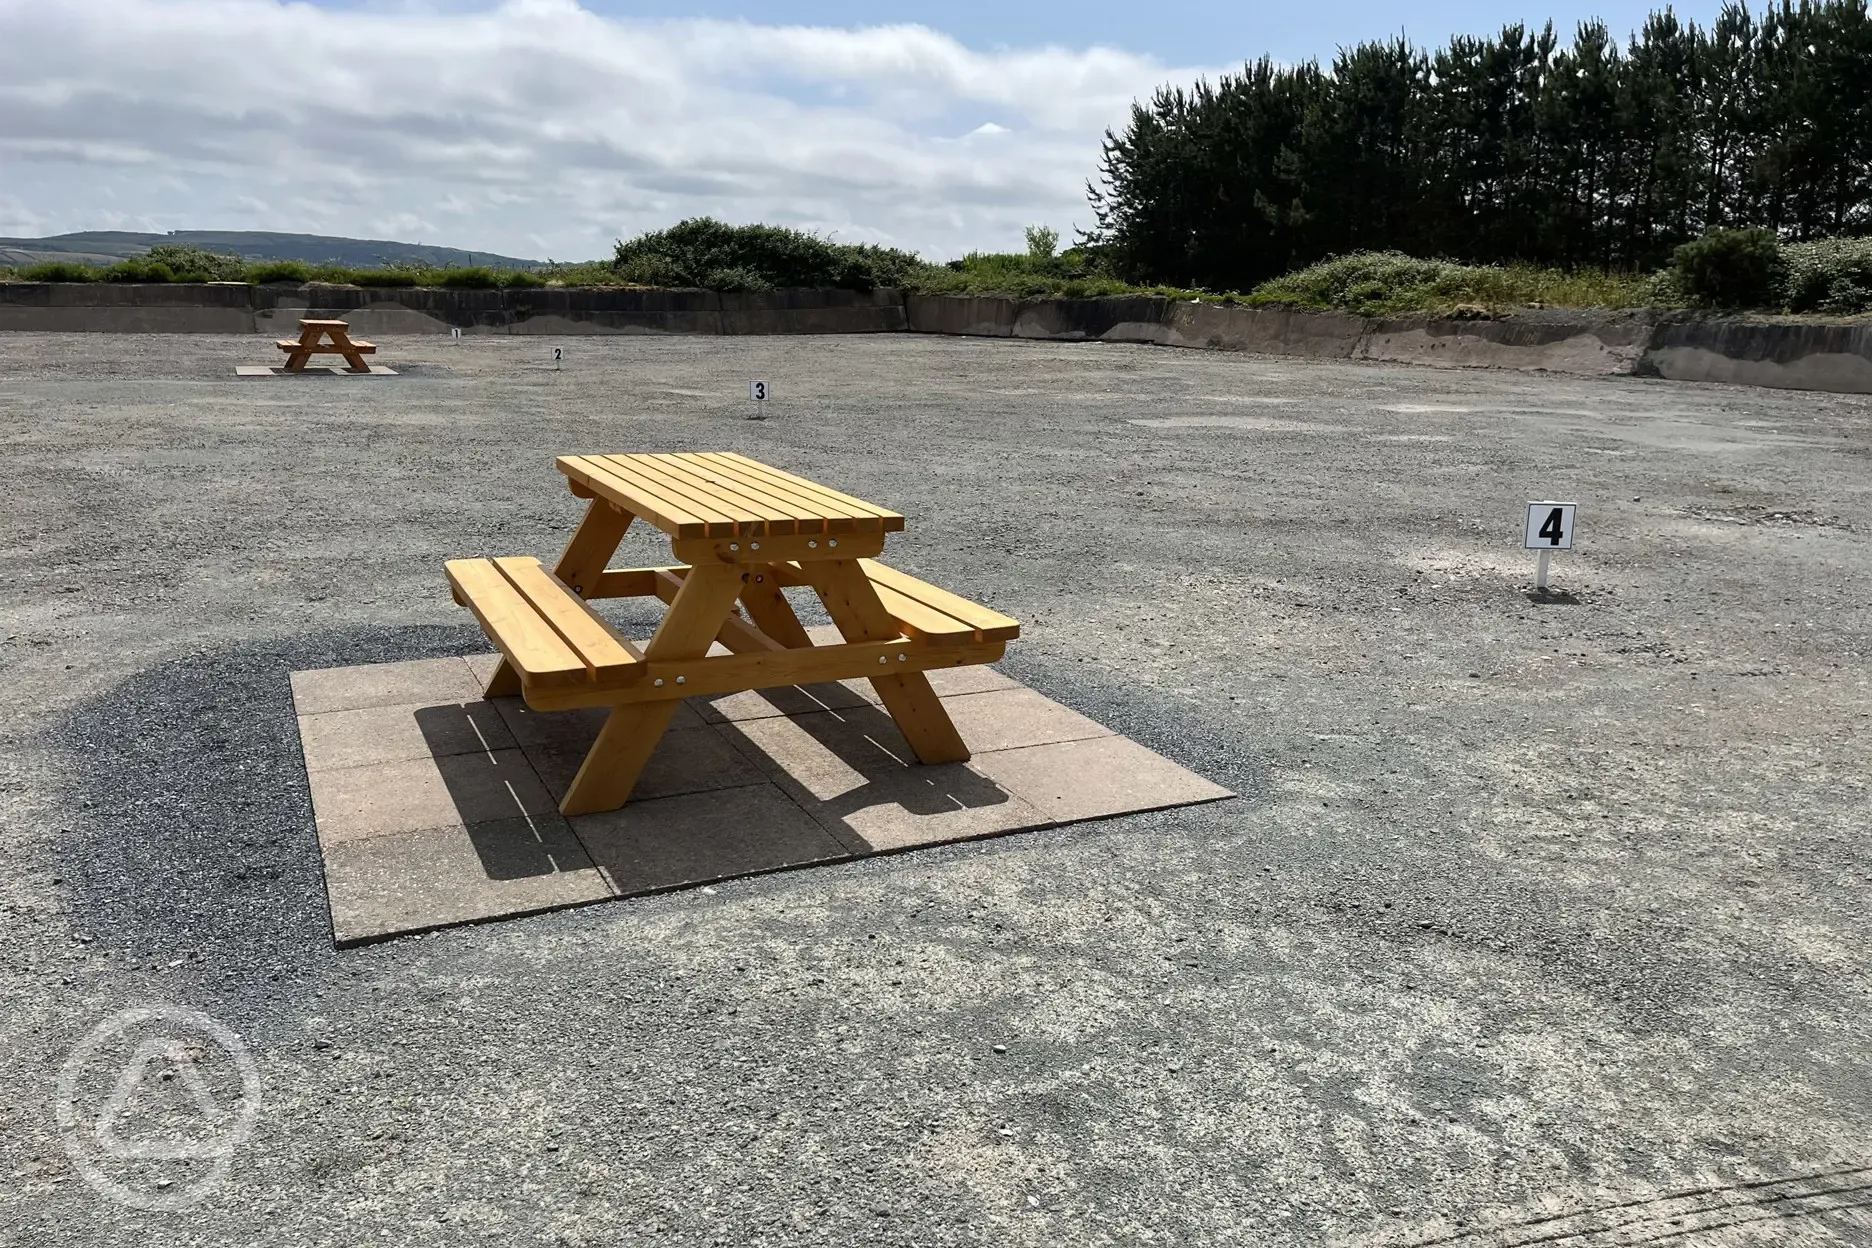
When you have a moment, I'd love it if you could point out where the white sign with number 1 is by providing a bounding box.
[1524,501,1577,591]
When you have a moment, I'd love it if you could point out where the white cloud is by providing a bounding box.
[0,0,1214,259]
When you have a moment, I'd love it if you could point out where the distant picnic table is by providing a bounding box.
[276,319,376,373]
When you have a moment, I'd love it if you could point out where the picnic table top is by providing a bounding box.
[298,319,353,329]
[557,452,907,540]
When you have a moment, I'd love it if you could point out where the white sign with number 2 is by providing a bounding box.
[1524,502,1577,550]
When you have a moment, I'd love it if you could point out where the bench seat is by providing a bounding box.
[767,558,1019,646]
[276,338,375,353]
[446,557,640,691]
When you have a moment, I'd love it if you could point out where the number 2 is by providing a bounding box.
[1538,507,1565,546]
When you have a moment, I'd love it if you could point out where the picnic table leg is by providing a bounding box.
[558,562,744,816]
[482,499,634,699]
[341,350,371,373]
[737,565,814,648]
[802,559,970,765]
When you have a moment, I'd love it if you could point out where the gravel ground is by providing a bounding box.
[1,331,1869,1247]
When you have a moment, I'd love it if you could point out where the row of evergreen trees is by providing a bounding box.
[1086,1,1872,290]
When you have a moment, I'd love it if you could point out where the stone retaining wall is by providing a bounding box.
[2,281,1867,394]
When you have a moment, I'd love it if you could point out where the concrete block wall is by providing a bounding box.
[1,280,1868,394]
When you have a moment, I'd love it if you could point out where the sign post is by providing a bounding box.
[1523,501,1577,591]
[748,379,769,420]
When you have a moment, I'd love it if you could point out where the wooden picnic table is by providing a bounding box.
[447,452,1020,815]
[277,319,376,373]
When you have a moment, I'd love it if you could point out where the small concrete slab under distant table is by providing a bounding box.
[236,365,398,377]
[292,641,1231,946]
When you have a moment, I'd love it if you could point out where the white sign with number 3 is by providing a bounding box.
[749,380,769,402]
[1524,502,1577,550]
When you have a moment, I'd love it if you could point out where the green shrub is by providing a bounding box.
[103,259,177,283]
[1246,251,1654,315]
[437,266,501,289]
[19,261,99,282]
[502,269,546,289]
[1671,228,1784,309]
[1024,225,1059,261]
[144,244,247,282]
[612,218,924,291]
[1780,236,1872,315]
[245,260,310,284]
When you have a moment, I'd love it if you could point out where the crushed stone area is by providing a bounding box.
[1,331,1869,1246]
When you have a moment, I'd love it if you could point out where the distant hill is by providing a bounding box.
[0,230,547,270]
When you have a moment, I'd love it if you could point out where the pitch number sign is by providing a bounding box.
[1524,501,1577,592]
[1524,502,1576,550]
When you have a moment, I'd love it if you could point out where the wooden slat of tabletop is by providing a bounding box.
[646,454,805,536]
[622,454,787,536]
[592,454,746,537]
[714,452,906,532]
[559,455,712,538]
[681,453,849,533]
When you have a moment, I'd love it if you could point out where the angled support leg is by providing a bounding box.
[483,499,634,700]
[558,562,744,816]
[802,558,969,765]
[737,564,814,649]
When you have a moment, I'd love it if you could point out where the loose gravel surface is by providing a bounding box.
[1,331,1869,1247]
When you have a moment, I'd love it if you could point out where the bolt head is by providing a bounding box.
[653,678,665,687]
[676,675,686,684]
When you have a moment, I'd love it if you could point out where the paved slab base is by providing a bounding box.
[292,655,1232,945]
[235,364,399,376]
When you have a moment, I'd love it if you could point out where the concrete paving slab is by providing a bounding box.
[971,735,1234,823]
[722,711,1050,853]
[235,365,398,376]
[289,656,1225,938]
[322,817,611,946]
[692,681,871,723]
[462,651,503,689]
[290,657,483,715]
[297,700,515,773]
[842,663,1021,703]
[528,726,769,804]
[492,697,705,752]
[307,747,558,844]
[569,785,851,895]
[942,686,1117,753]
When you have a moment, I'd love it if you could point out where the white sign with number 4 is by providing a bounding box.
[1524,502,1577,550]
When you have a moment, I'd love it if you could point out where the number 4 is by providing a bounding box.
[1538,507,1565,546]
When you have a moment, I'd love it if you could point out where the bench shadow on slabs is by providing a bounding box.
[292,452,1231,945]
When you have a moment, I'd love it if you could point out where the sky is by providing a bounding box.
[0,0,1725,262]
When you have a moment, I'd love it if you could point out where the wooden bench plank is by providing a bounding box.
[492,557,641,675]
[859,559,1020,641]
[446,558,589,686]
[275,339,375,353]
